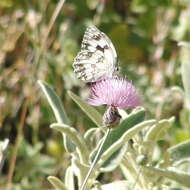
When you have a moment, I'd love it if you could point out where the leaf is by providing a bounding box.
[143,166,190,188]
[180,108,190,130]
[144,117,175,141]
[38,80,75,152]
[99,119,156,165]
[84,128,98,141]
[168,139,190,165]
[181,46,190,110]
[84,128,99,149]
[90,108,146,165]
[68,91,102,127]
[65,167,75,190]
[178,41,190,48]
[92,180,131,190]
[86,0,99,9]
[48,176,68,190]
[38,80,70,124]
[16,142,55,178]
[0,138,9,152]
[0,138,9,171]
[100,143,128,172]
[50,123,89,163]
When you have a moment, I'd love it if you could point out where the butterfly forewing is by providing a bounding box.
[73,25,118,82]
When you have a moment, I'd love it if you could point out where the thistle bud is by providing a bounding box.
[103,106,121,128]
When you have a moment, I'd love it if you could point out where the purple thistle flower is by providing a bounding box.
[87,77,140,109]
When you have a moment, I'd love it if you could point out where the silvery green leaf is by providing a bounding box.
[71,152,90,187]
[0,139,9,152]
[118,108,128,119]
[168,139,190,166]
[99,119,156,165]
[90,108,146,165]
[84,128,98,140]
[145,117,175,141]
[0,139,9,171]
[180,109,190,129]
[68,91,102,127]
[38,80,70,124]
[92,180,131,190]
[50,123,89,163]
[120,158,137,182]
[65,167,75,190]
[38,80,75,152]
[84,128,99,149]
[86,0,99,9]
[178,41,190,48]
[100,143,128,172]
[48,176,68,190]
[181,46,190,109]
[143,166,190,188]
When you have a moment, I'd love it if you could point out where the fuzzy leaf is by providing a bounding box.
[68,91,102,127]
[99,119,156,165]
[168,139,190,165]
[38,81,70,124]
[50,123,89,163]
[38,80,75,152]
[48,176,68,190]
[84,128,99,148]
[145,117,175,141]
[84,128,98,140]
[91,108,146,165]
[0,139,9,171]
[92,180,131,190]
[65,167,75,190]
[143,166,190,188]
[180,109,190,131]
[100,143,128,172]
[181,46,190,110]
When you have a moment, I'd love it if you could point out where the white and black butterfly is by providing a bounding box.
[73,26,118,83]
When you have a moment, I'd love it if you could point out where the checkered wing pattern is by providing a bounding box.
[73,26,118,82]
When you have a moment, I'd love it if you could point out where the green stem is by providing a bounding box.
[80,128,111,190]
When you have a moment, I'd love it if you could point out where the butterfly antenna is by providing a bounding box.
[80,128,111,190]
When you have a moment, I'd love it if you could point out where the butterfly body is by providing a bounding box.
[73,26,118,83]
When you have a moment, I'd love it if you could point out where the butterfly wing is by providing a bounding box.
[73,26,117,82]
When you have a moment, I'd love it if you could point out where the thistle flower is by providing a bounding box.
[87,77,140,109]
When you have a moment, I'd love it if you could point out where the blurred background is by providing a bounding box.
[0,0,190,189]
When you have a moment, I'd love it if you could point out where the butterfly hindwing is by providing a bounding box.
[73,25,118,82]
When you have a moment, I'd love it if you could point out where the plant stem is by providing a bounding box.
[33,0,66,75]
[6,102,28,190]
[80,128,111,190]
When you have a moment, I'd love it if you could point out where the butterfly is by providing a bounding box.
[73,25,118,83]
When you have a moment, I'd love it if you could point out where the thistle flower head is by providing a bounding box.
[87,77,140,109]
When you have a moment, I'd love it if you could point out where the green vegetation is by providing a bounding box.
[0,0,190,189]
